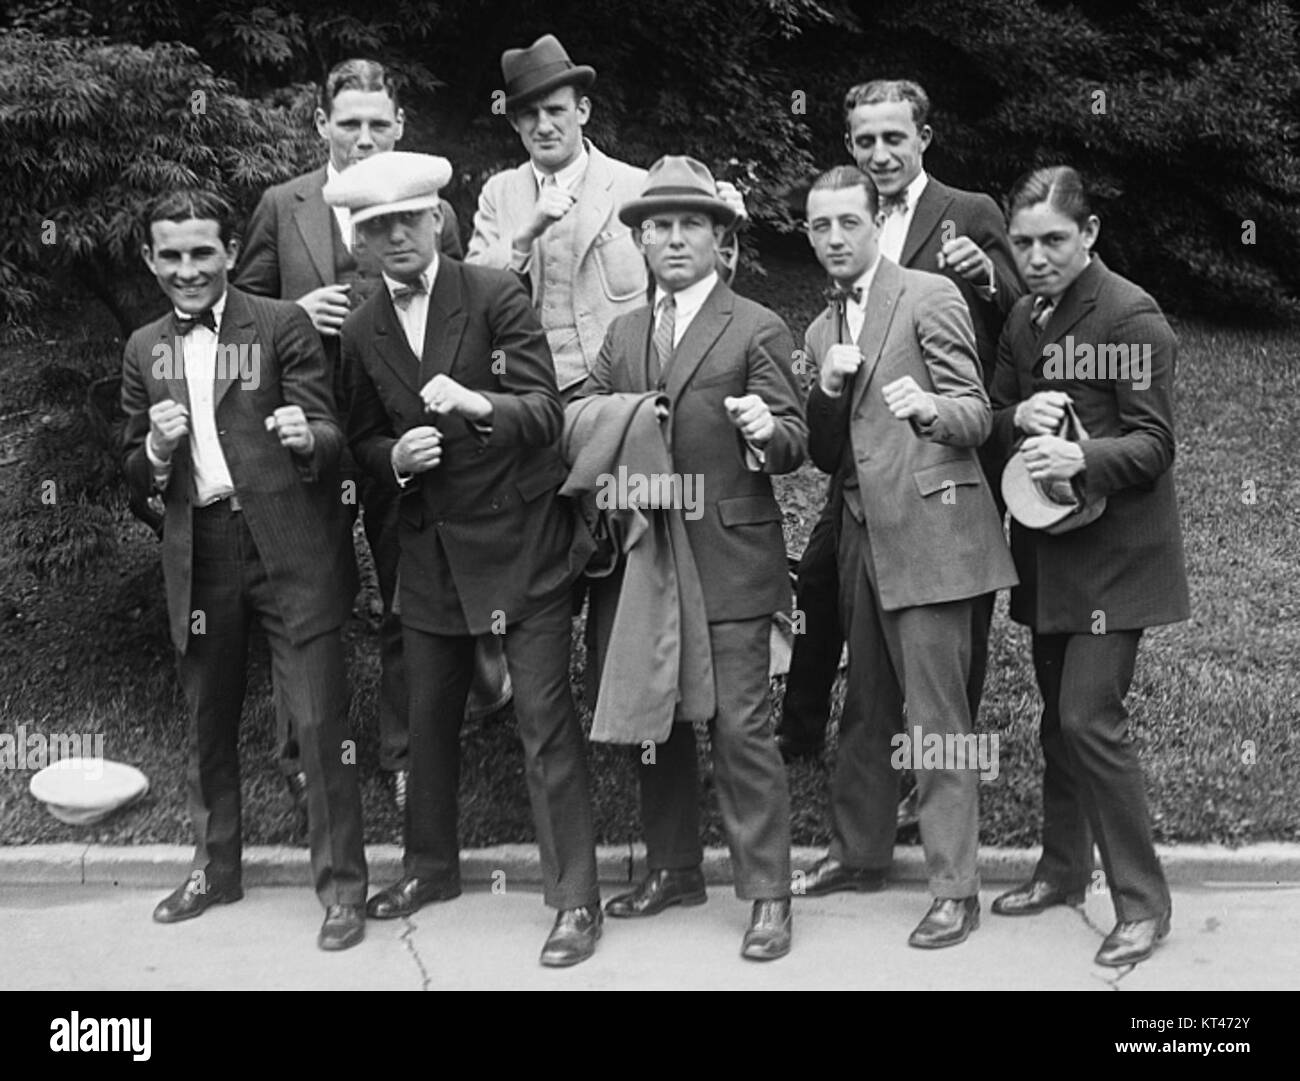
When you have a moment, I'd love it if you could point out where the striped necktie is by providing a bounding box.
[652,292,676,385]
[1031,295,1055,332]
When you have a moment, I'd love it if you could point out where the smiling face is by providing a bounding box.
[807,184,879,284]
[355,206,442,282]
[142,217,237,315]
[509,85,589,174]
[844,99,931,201]
[636,209,725,292]
[1008,201,1100,300]
[316,88,405,172]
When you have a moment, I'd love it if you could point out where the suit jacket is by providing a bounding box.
[236,165,463,303]
[989,256,1190,633]
[902,177,1024,384]
[807,258,1017,611]
[343,259,592,635]
[120,287,359,652]
[466,142,647,376]
[575,279,807,623]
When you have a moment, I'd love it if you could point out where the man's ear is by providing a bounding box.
[140,242,156,275]
[917,123,933,154]
[843,130,854,159]
[393,107,406,143]
[314,107,330,141]
[575,95,592,126]
[223,238,240,270]
[1082,215,1101,250]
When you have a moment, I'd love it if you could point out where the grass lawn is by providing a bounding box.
[1,252,1296,851]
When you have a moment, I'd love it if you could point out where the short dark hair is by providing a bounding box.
[807,165,879,219]
[842,79,930,130]
[321,58,400,114]
[141,189,238,249]
[1007,165,1093,227]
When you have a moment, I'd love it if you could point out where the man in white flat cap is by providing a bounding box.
[326,151,604,967]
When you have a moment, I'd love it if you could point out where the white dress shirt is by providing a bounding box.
[145,291,236,504]
[877,170,928,265]
[652,270,718,348]
[844,257,885,344]
[326,161,353,251]
[383,253,439,358]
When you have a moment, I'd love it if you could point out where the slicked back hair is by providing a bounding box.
[142,189,237,249]
[1007,165,1093,228]
[321,58,400,115]
[842,79,931,130]
[808,165,879,219]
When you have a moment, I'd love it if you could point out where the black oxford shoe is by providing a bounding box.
[539,905,602,967]
[908,896,980,949]
[991,878,1086,917]
[741,899,792,961]
[1095,912,1171,967]
[797,856,888,897]
[365,875,462,919]
[605,868,707,918]
[153,875,243,924]
[318,904,365,951]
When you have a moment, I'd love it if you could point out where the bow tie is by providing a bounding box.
[173,309,217,336]
[824,285,863,308]
[390,280,429,310]
[879,191,908,216]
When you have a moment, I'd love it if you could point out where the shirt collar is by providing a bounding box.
[533,142,590,193]
[901,169,928,211]
[845,257,882,307]
[173,289,228,329]
[382,253,439,300]
[655,270,718,321]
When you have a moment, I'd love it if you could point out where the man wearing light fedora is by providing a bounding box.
[467,34,744,398]
[328,151,603,968]
[572,155,805,961]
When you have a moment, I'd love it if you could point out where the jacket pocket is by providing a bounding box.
[516,454,566,503]
[913,458,983,498]
[717,495,782,527]
[591,229,645,302]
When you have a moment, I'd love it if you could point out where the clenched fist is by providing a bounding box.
[820,343,863,396]
[881,375,937,426]
[392,426,443,475]
[1014,391,1071,436]
[148,399,189,461]
[420,374,492,423]
[265,405,315,455]
[723,394,775,447]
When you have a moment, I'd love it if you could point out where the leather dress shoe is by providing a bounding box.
[1095,912,1171,967]
[797,856,887,897]
[153,874,243,924]
[991,878,1086,917]
[741,899,792,961]
[908,896,980,949]
[365,875,462,919]
[318,904,365,951]
[539,905,602,967]
[605,868,707,918]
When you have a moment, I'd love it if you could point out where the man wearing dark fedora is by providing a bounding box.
[467,34,744,399]
[571,155,806,961]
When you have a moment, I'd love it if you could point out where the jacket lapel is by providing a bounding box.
[572,144,613,263]
[213,287,256,411]
[664,280,732,403]
[419,259,468,387]
[155,319,190,409]
[371,287,423,399]
[293,167,334,287]
[1035,256,1104,367]
[851,259,903,411]
[628,305,654,393]
[900,179,953,269]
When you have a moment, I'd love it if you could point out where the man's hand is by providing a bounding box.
[147,399,189,461]
[716,180,748,222]
[1014,390,1071,435]
[723,394,775,446]
[295,284,352,336]
[265,405,315,455]
[392,426,443,474]
[514,184,576,248]
[420,374,492,423]
[881,375,938,425]
[1020,434,1085,483]
[937,236,992,287]
[819,343,862,396]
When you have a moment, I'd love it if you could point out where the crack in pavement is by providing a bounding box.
[399,917,432,991]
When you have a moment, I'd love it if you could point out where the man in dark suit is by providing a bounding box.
[779,79,1024,763]
[800,166,1018,948]
[574,156,806,961]
[329,151,602,968]
[121,190,366,951]
[988,165,1186,967]
[235,58,503,815]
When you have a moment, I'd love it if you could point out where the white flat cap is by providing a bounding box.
[323,151,453,226]
[30,758,150,826]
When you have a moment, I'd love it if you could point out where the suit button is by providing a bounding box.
[218,429,227,436]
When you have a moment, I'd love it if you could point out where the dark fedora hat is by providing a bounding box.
[501,34,596,111]
[618,155,738,229]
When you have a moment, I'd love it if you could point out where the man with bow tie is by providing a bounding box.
[780,78,1023,772]
[121,190,368,951]
[798,166,1017,948]
[330,151,603,967]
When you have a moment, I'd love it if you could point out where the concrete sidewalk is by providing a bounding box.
[2,843,1298,990]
